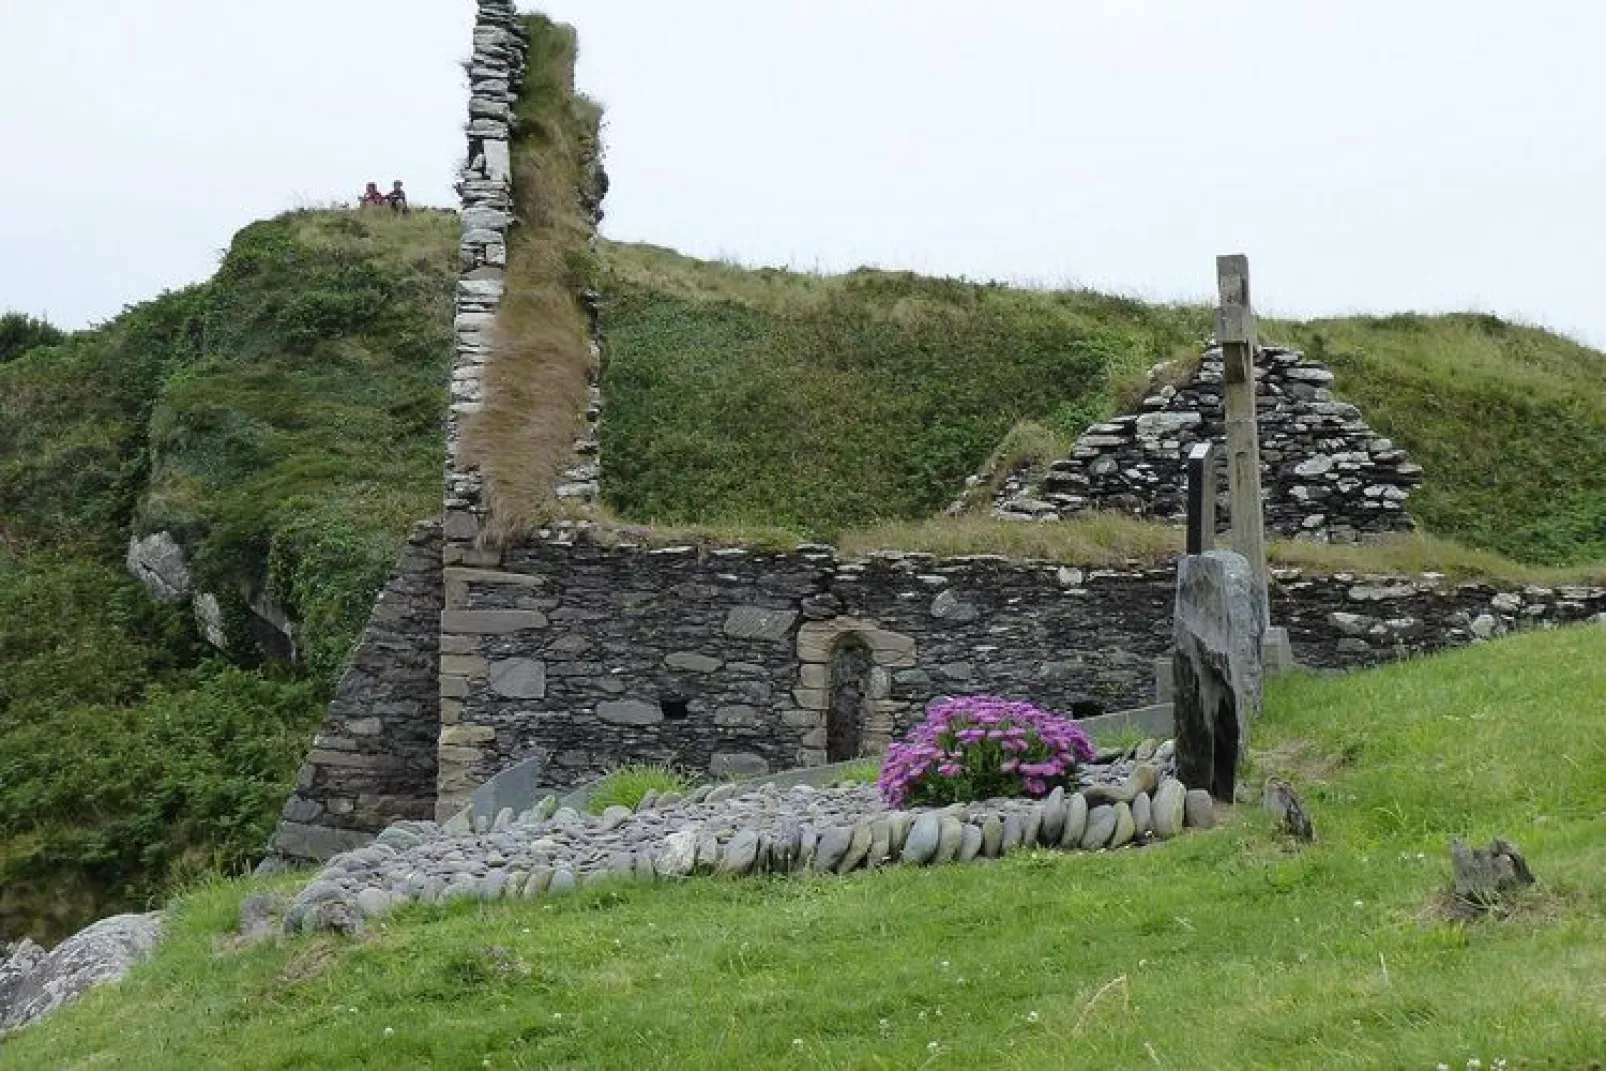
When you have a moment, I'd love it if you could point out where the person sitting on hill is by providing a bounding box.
[387,180,409,214]
[359,182,387,208]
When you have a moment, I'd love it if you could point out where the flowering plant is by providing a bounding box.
[877,694,1096,807]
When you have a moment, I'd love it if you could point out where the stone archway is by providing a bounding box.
[793,617,916,766]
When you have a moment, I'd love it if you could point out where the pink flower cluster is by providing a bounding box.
[877,694,1096,807]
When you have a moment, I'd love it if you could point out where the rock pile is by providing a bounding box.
[284,740,1217,934]
[987,344,1421,543]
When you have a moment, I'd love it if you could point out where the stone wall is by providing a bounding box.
[268,523,442,862]
[988,344,1422,543]
[445,0,526,537]
[433,534,1606,815]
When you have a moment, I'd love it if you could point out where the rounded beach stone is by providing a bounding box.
[548,868,576,895]
[355,887,394,918]
[797,825,818,870]
[934,815,964,864]
[773,819,803,872]
[815,825,853,872]
[1152,779,1186,839]
[599,805,632,831]
[634,851,657,883]
[1132,791,1152,836]
[1081,805,1117,850]
[504,870,529,898]
[695,831,721,873]
[1040,787,1067,844]
[720,830,760,876]
[1060,792,1088,849]
[837,823,874,873]
[522,867,553,898]
[1001,814,1024,854]
[887,812,912,855]
[656,830,698,877]
[901,814,942,865]
[1184,789,1217,829]
[1110,802,1135,848]
[980,815,1004,857]
[958,822,983,862]
[1022,806,1043,849]
[866,819,891,868]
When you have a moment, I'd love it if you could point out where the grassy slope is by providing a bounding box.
[1271,314,1606,567]
[0,210,454,943]
[599,247,1606,567]
[10,624,1604,1068]
[598,243,1207,536]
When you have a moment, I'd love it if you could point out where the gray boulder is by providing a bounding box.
[1172,550,1264,802]
[1,912,163,1032]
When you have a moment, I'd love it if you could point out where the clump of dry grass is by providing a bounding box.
[947,420,1073,516]
[461,16,603,543]
[838,513,1185,565]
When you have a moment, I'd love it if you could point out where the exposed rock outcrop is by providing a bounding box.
[0,913,162,1035]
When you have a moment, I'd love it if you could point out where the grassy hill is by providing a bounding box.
[598,245,1606,568]
[0,209,455,942]
[7,624,1603,1068]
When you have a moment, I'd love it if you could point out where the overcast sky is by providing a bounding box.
[3,1,1603,347]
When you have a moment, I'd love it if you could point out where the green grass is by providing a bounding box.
[10,624,1605,1068]
[584,764,695,815]
[598,242,1207,538]
[597,247,1606,567]
[1269,313,1606,567]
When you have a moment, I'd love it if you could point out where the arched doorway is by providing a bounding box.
[826,635,872,763]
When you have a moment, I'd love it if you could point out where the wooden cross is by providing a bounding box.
[1215,254,1270,623]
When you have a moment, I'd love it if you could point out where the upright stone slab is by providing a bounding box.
[1172,550,1263,801]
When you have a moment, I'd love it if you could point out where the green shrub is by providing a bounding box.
[585,764,694,815]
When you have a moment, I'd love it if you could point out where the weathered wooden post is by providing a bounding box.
[1215,254,1271,624]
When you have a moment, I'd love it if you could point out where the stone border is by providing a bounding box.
[285,751,1217,934]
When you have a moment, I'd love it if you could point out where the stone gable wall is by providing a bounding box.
[268,523,442,862]
[991,344,1422,543]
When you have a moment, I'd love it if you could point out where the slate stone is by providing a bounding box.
[1080,805,1117,850]
[722,606,798,642]
[1060,793,1088,848]
[720,830,761,875]
[901,815,941,865]
[837,823,874,873]
[958,822,983,862]
[1110,802,1136,848]
[1132,791,1152,836]
[597,700,662,726]
[933,815,964,864]
[810,823,852,873]
[1152,779,1186,839]
[980,815,1004,857]
[487,658,546,699]
[1173,551,1264,802]
[1001,814,1024,854]
[1040,787,1067,845]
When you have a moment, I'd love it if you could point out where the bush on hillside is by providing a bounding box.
[0,311,66,364]
[878,696,1096,807]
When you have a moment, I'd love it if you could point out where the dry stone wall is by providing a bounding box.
[991,344,1422,543]
[431,535,1606,819]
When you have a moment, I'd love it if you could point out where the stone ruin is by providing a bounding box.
[987,343,1422,543]
[263,2,1606,867]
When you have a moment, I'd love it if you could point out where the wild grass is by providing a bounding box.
[11,624,1606,1067]
[1267,313,1606,566]
[598,242,1208,538]
[464,15,603,542]
[584,764,694,815]
[834,511,1606,585]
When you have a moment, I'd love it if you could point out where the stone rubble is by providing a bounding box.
[283,741,1215,934]
[972,344,1421,544]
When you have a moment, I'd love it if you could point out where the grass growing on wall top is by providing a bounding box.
[464,14,604,540]
[598,242,1208,537]
[10,624,1606,1067]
